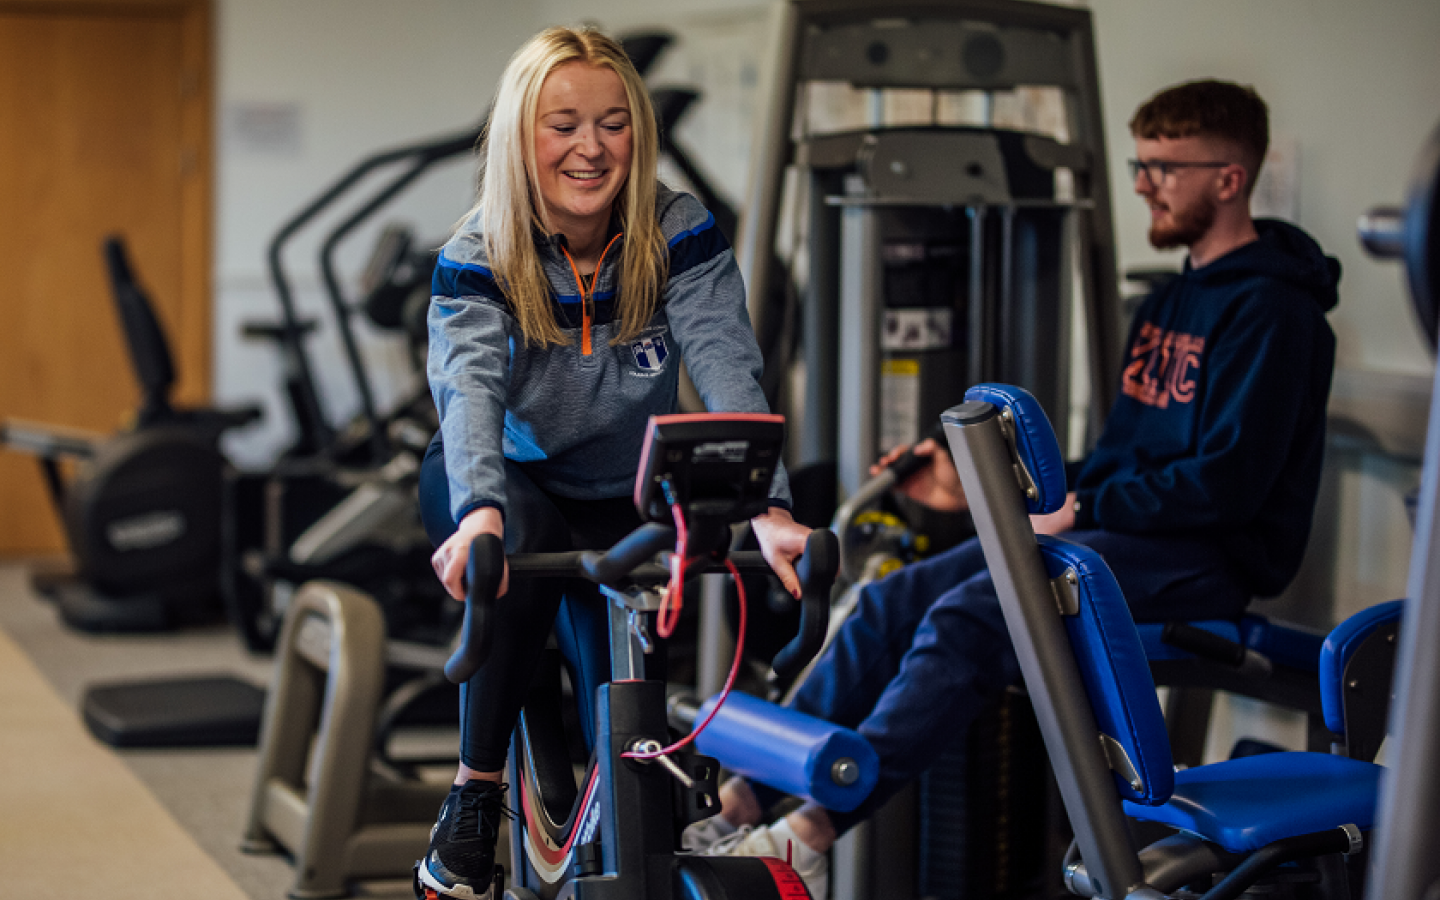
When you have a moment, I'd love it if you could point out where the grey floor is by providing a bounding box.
[0,560,443,900]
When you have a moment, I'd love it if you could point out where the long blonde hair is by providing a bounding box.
[473,26,666,347]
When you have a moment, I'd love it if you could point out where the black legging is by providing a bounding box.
[418,432,643,771]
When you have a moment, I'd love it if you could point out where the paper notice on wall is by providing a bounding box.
[1251,134,1299,222]
[881,358,922,452]
[225,102,303,158]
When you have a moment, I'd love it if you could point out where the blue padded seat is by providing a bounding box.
[1319,600,1404,734]
[963,383,1386,877]
[1123,752,1383,853]
[964,383,1067,516]
[1047,536,1387,854]
[1241,615,1325,673]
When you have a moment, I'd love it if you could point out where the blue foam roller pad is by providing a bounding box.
[694,692,879,812]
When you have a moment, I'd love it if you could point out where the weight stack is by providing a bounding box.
[917,686,1067,899]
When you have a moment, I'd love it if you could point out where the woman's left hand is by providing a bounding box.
[750,507,812,598]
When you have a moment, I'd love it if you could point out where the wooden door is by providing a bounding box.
[0,0,212,555]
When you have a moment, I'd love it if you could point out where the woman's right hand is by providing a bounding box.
[871,438,969,512]
[431,507,509,601]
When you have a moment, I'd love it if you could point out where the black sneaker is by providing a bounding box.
[418,781,512,899]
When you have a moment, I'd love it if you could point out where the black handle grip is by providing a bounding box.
[769,529,839,689]
[579,523,677,586]
[444,533,506,684]
[886,420,949,483]
[1161,622,1247,667]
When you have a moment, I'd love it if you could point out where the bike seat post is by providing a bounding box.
[600,584,662,681]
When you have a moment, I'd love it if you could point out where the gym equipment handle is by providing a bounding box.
[443,534,506,684]
[770,529,839,688]
[1161,622,1273,679]
[444,529,837,685]
[887,419,951,483]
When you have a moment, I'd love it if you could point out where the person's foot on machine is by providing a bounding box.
[419,780,511,899]
[681,812,738,852]
[702,818,829,900]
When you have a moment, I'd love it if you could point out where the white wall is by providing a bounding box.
[209,0,1438,762]
[213,0,775,466]
[214,0,541,465]
[1088,0,1440,377]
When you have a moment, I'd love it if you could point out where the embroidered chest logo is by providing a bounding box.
[631,334,669,371]
[1122,322,1205,409]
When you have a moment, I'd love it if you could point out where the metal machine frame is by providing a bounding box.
[737,0,1122,490]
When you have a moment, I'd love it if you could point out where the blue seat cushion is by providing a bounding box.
[1241,614,1324,674]
[1319,600,1404,734]
[1123,752,1383,853]
[963,383,1067,515]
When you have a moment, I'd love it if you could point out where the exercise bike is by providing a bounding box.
[427,412,841,900]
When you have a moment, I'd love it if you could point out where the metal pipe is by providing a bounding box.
[1357,207,1405,260]
[736,0,801,334]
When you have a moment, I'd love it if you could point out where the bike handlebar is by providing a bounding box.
[443,526,838,685]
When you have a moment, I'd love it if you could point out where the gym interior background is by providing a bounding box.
[1,0,1438,896]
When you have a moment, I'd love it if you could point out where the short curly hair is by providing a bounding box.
[1130,80,1269,194]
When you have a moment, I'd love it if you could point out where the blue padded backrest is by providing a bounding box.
[1037,536,1175,805]
[1319,600,1404,734]
[963,383,1068,515]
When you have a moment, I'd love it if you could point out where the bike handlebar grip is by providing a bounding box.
[444,533,505,684]
[579,522,677,586]
[770,529,839,689]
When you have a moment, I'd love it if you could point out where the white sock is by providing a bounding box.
[709,815,738,837]
[769,817,825,872]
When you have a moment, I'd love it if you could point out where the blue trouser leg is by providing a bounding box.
[759,529,1249,833]
[418,432,638,770]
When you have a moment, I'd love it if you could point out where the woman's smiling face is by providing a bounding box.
[532,60,633,237]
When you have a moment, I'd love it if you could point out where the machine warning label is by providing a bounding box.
[880,358,922,452]
[882,308,953,351]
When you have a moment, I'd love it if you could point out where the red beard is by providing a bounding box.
[1149,193,1218,250]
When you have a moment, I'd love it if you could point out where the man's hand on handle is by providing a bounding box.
[872,438,969,512]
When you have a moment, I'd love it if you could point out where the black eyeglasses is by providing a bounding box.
[1127,159,1232,183]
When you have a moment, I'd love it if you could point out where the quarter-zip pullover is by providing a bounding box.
[428,185,790,522]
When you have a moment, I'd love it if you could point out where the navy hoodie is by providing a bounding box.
[1072,219,1340,597]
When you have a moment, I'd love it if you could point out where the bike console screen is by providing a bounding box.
[633,413,784,525]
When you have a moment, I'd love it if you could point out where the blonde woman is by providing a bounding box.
[415,26,809,898]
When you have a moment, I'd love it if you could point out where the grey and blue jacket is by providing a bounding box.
[428,184,789,523]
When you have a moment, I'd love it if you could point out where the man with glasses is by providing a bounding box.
[700,79,1341,899]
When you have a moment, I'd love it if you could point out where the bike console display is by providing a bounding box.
[633,413,784,524]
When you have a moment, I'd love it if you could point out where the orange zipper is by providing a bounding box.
[562,233,622,356]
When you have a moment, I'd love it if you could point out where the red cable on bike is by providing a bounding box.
[655,497,688,639]
[623,554,747,761]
